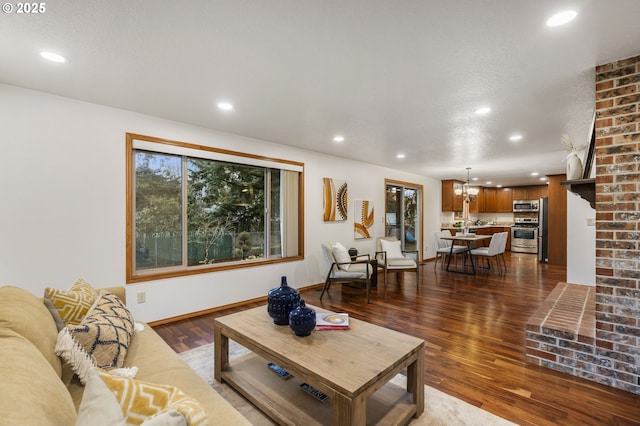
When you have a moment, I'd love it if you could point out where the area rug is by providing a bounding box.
[179,343,517,426]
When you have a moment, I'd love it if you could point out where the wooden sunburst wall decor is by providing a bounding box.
[322,177,348,221]
[354,199,374,239]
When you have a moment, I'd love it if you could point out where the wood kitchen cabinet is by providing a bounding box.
[529,185,548,199]
[483,188,511,212]
[482,188,497,212]
[511,185,548,200]
[449,183,546,213]
[496,188,513,212]
[468,188,484,213]
[442,180,464,212]
[512,187,527,200]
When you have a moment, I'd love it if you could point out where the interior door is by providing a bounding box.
[385,182,420,258]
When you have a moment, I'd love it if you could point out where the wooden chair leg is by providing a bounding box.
[319,279,331,301]
[365,276,371,304]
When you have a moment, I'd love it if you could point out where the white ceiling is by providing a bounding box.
[2,0,640,186]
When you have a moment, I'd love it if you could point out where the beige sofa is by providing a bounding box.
[0,285,250,425]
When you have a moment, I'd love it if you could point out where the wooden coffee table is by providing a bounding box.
[214,305,424,425]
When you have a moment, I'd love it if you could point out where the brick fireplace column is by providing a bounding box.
[594,54,640,394]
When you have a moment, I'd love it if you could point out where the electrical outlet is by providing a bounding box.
[137,291,146,304]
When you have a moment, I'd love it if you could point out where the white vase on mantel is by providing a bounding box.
[566,153,583,180]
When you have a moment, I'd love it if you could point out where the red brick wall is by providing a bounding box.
[594,54,640,393]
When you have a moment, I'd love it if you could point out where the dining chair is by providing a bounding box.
[434,231,467,270]
[469,232,504,273]
[497,231,508,272]
[320,242,374,303]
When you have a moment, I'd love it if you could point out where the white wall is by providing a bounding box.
[0,84,440,321]
[566,191,596,285]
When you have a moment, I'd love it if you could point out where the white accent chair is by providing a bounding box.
[375,237,419,286]
[320,243,374,303]
[470,232,504,273]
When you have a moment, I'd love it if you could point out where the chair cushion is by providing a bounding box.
[387,258,416,268]
[348,262,372,276]
[331,242,352,271]
[470,247,490,256]
[380,239,404,259]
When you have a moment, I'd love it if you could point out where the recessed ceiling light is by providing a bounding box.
[540,177,548,181]
[333,135,344,143]
[396,153,406,159]
[546,10,577,27]
[472,177,478,181]
[40,51,67,63]
[531,172,539,176]
[509,134,523,142]
[217,102,234,111]
[497,184,503,188]
[486,181,492,185]
[475,106,491,115]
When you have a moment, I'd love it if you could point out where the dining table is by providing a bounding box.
[441,233,492,274]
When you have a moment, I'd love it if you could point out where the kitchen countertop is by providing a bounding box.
[441,224,514,229]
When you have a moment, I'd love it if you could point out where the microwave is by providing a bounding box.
[513,199,539,212]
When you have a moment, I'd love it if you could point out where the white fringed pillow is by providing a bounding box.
[55,292,134,384]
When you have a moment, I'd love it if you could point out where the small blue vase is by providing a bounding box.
[289,299,316,337]
[267,276,300,325]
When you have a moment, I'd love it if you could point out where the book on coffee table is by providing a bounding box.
[315,312,349,330]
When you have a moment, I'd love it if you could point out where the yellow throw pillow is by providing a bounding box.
[44,278,99,326]
[55,292,134,384]
[76,368,208,426]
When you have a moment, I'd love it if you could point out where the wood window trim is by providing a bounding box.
[125,133,305,284]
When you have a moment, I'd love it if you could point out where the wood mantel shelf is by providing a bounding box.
[561,178,595,208]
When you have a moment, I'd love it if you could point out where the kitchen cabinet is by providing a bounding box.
[482,188,497,212]
[468,188,484,213]
[530,185,549,199]
[512,187,527,200]
[511,185,548,200]
[441,180,464,212]
[496,188,513,212]
[450,183,546,213]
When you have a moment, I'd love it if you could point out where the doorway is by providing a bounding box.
[385,180,422,259]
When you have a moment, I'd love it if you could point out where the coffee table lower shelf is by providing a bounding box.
[220,352,417,426]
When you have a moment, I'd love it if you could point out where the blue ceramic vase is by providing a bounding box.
[267,276,300,325]
[289,299,316,337]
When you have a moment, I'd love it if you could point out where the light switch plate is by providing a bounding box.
[586,217,596,226]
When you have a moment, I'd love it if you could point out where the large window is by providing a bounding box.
[126,134,304,283]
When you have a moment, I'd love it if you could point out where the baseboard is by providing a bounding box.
[147,282,324,327]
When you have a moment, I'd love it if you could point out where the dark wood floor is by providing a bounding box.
[153,252,640,426]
